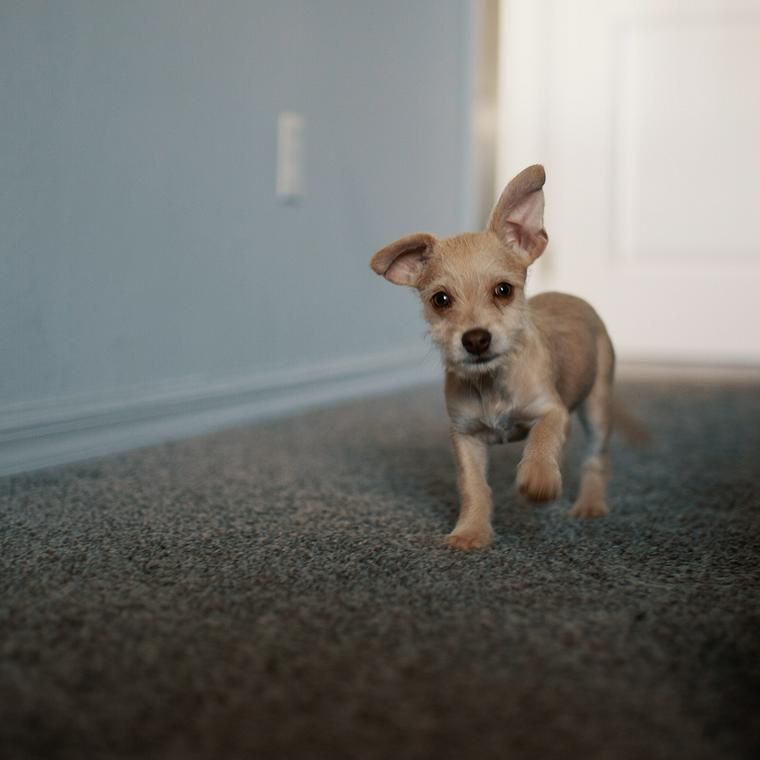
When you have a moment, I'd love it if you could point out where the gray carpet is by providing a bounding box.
[1,380,759,760]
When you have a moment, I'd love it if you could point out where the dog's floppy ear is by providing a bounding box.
[369,233,436,287]
[488,164,548,263]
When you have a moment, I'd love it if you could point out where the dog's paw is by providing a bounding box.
[516,457,562,503]
[568,498,608,519]
[446,525,494,550]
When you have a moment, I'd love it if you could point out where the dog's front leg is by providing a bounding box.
[516,406,568,502]
[447,431,493,550]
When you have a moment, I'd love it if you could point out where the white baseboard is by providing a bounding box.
[0,348,440,477]
[617,359,760,384]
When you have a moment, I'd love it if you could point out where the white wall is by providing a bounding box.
[497,0,760,365]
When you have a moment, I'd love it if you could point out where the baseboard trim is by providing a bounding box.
[617,359,760,384]
[0,348,439,477]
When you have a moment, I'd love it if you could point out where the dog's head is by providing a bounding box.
[370,165,548,378]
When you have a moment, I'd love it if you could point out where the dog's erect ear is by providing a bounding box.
[369,233,436,287]
[488,164,548,263]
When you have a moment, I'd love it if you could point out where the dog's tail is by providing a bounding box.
[613,396,651,446]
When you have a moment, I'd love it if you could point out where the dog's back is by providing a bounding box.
[528,292,614,412]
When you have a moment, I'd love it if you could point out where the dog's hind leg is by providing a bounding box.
[569,336,614,518]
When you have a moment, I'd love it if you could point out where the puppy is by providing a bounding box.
[370,165,634,550]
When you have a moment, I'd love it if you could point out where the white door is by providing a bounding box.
[497,0,760,363]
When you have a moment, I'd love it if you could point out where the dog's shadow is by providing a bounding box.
[343,420,589,531]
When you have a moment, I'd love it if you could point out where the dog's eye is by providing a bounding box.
[494,282,513,299]
[431,291,452,309]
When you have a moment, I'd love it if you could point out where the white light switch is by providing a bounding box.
[276,112,305,203]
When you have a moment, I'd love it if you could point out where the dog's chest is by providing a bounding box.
[450,390,533,445]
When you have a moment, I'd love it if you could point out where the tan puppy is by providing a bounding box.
[370,165,630,550]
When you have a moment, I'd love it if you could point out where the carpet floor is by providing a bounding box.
[1,379,759,760]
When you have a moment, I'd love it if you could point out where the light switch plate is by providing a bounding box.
[276,112,305,203]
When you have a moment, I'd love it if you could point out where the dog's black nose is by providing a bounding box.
[462,328,491,356]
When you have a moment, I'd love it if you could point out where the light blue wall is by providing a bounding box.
[0,0,472,410]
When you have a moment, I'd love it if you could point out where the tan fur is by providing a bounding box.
[370,165,643,549]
